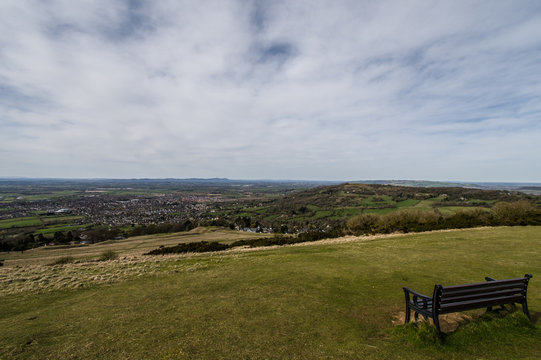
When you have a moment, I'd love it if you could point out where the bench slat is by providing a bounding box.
[441,283,526,297]
[442,278,526,292]
[440,294,524,313]
[410,300,433,311]
[440,288,525,304]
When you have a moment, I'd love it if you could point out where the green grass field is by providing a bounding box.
[0,215,85,236]
[0,226,540,359]
[0,217,43,229]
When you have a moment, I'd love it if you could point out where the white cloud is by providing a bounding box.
[1,0,540,181]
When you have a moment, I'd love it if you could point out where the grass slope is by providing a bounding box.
[1,227,274,267]
[0,226,540,359]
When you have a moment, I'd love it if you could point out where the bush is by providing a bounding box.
[48,256,75,266]
[128,220,196,237]
[381,210,440,233]
[349,210,441,235]
[230,229,344,248]
[145,228,346,255]
[145,241,230,255]
[347,214,380,234]
[441,208,492,229]
[98,250,118,261]
[492,200,540,225]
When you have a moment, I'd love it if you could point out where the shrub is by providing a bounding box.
[98,250,118,261]
[492,200,540,225]
[145,241,230,255]
[441,208,492,229]
[128,220,197,237]
[48,256,75,266]
[231,229,344,248]
[347,214,380,234]
[381,209,441,233]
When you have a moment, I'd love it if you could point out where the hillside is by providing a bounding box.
[1,226,540,359]
[2,181,540,252]
[215,183,540,231]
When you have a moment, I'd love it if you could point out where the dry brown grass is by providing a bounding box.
[0,227,273,267]
[0,254,217,295]
[0,226,498,296]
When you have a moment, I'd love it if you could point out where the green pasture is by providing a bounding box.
[0,217,42,229]
[0,190,81,202]
[0,226,540,359]
[364,208,396,215]
[0,215,84,231]
[364,198,491,217]
[397,199,420,208]
[363,199,422,214]
[361,195,394,207]
[14,191,80,201]
[413,197,441,211]
[41,215,83,224]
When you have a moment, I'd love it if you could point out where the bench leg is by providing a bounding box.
[522,299,533,322]
[405,306,411,324]
[404,290,411,324]
[433,315,442,334]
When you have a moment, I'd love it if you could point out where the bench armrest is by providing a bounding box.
[403,287,431,300]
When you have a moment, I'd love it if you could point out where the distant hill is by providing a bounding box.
[351,180,541,194]
[220,183,540,232]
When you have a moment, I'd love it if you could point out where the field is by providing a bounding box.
[1,226,540,359]
[0,227,273,268]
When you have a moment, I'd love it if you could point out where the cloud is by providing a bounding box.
[1,0,541,181]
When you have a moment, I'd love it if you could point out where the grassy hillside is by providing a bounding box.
[1,226,540,359]
[3,183,540,253]
[0,227,273,267]
[219,183,540,230]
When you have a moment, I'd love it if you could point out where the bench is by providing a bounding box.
[403,274,533,333]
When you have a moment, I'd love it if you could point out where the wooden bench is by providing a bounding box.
[403,274,533,333]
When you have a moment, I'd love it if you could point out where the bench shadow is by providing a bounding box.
[394,304,537,335]
[529,310,540,324]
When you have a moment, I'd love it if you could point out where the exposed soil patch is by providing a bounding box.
[392,311,473,333]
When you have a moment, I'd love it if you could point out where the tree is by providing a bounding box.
[25,233,35,245]
[54,231,66,244]
[37,233,46,244]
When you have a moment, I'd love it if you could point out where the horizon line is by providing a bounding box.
[0,177,540,185]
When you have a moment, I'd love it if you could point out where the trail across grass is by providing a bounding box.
[0,226,540,359]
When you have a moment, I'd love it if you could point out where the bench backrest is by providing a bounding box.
[433,275,532,314]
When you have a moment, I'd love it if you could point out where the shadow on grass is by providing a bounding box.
[392,311,539,353]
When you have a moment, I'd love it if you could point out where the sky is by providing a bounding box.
[1,0,541,182]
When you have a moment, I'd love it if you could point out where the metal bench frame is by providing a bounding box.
[403,274,533,333]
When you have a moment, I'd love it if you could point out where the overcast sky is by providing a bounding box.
[1,1,540,181]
